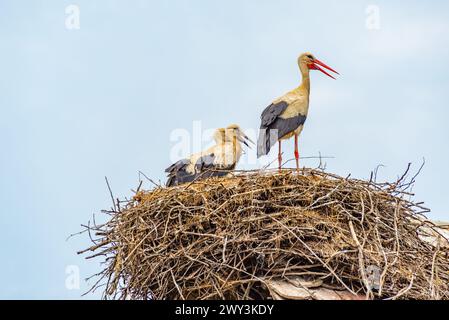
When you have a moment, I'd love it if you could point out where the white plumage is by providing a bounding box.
[166,124,252,186]
[257,52,339,170]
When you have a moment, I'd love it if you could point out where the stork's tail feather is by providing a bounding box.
[166,176,177,187]
[257,128,271,158]
[165,159,188,173]
[165,159,191,186]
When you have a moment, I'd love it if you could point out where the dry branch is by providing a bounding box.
[79,168,449,300]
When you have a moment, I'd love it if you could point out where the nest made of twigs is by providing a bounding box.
[79,168,449,300]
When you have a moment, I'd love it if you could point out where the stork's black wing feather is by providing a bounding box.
[270,115,307,141]
[257,101,307,157]
[165,158,189,173]
[166,154,235,187]
[195,153,234,179]
[260,101,289,128]
[165,159,198,187]
[195,154,216,171]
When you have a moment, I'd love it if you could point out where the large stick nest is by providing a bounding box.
[79,168,449,300]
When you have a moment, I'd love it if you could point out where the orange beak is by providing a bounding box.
[309,58,339,79]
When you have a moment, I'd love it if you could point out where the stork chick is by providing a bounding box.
[166,124,253,187]
[257,52,339,171]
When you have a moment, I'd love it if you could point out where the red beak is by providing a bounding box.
[309,58,339,79]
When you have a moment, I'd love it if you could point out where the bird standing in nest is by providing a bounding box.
[257,53,339,171]
[165,124,253,186]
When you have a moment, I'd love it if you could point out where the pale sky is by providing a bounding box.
[1,0,448,299]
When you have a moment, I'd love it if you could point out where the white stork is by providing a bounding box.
[166,124,253,186]
[257,52,339,170]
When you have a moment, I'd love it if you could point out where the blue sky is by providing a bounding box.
[1,0,448,299]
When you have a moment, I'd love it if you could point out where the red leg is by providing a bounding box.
[294,134,299,171]
[278,141,282,171]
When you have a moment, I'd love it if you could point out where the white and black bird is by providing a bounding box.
[165,124,253,187]
[257,52,339,170]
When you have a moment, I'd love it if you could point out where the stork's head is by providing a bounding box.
[298,52,339,79]
[225,124,254,148]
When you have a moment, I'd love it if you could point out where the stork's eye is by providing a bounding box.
[307,55,314,59]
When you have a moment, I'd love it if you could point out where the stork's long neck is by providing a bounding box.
[299,63,311,95]
[218,137,241,167]
[232,137,242,161]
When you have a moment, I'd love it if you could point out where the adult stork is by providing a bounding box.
[257,52,339,170]
[166,124,253,186]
